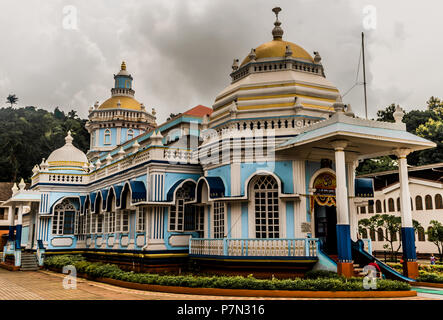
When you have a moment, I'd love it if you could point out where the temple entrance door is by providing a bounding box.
[314,203,337,255]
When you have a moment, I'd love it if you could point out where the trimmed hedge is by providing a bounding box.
[386,262,443,275]
[43,255,410,291]
[417,271,443,284]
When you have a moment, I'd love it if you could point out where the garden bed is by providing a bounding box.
[42,255,416,298]
[387,263,443,284]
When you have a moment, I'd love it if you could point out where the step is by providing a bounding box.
[21,263,38,266]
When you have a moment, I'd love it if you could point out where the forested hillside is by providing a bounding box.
[0,106,89,182]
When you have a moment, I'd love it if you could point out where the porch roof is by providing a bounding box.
[276,112,436,160]
[1,191,41,207]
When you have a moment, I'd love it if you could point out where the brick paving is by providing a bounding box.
[0,268,434,300]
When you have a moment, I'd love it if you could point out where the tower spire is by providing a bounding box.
[272,7,283,40]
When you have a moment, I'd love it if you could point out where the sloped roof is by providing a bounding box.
[183,105,212,117]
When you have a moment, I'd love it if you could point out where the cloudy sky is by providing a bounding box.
[0,0,442,123]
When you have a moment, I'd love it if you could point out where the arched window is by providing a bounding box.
[252,175,279,239]
[169,183,194,232]
[390,230,397,241]
[417,227,426,241]
[127,129,134,141]
[425,195,433,210]
[396,197,401,212]
[104,129,111,145]
[370,229,376,241]
[376,200,382,213]
[377,228,384,241]
[368,202,374,214]
[410,198,413,211]
[52,200,76,235]
[435,194,443,209]
[360,206,366,214]
[388,198,395,212]
[415,196,423,211]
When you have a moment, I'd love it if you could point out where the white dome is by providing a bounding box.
[47,131,88,165]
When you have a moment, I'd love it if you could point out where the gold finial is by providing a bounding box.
[272,7,283,40]
[121,61,126,71]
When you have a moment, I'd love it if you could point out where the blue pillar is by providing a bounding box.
[336,224,352,262]
[15,225,22,249]
[401,227,417,261]
[8,226,15,241]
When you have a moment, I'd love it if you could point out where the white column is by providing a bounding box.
[293,160,307,237]
[331,140,349,224]
[17,204,23,225]
[395,148,413,227]
[7,206,14,227]
[347,160,359,241]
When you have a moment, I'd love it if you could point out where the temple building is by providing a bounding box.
[0,8,436,279]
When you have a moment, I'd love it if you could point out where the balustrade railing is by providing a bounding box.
[189,238,319,257]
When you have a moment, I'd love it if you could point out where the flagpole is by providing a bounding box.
[362,32,368,119]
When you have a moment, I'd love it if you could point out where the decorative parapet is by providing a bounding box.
[230,58,325,83]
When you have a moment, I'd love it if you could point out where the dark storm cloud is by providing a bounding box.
[1,0,442,123]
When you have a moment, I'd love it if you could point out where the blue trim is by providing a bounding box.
[207,205,211,238]
[79,196,86,213]
[101,189,109,211]
[129,180,147,203]
[241,202,248,238]
[113,185,123,207]
[286,202,295,238]
[90,192,98,213]
[401,227,417,261]
[227,204,231,238]
[336,224,352,262]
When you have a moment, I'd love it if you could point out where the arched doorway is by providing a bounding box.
[311,171,337,255]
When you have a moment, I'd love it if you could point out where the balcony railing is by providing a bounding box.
[189,238,319,257]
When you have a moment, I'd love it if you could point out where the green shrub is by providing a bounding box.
[304,270,342,279]
[43,255,411,291]
[417,271,443,283]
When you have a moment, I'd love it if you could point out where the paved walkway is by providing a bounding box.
[0,268,435,300]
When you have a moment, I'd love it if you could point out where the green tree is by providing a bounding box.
[426,220,443,262]
[359,214,421,262]
[356,156,398,175]
[6,94,18,107]
[357,97,443,174]
[0,106,89,182]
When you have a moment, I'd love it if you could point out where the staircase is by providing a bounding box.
[20,253,39,271]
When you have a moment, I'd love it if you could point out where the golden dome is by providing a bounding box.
[98,96,142,111]
[240,39,314,67]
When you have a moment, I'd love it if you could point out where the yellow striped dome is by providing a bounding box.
[240,40,313,67]
[98,96,142,111]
